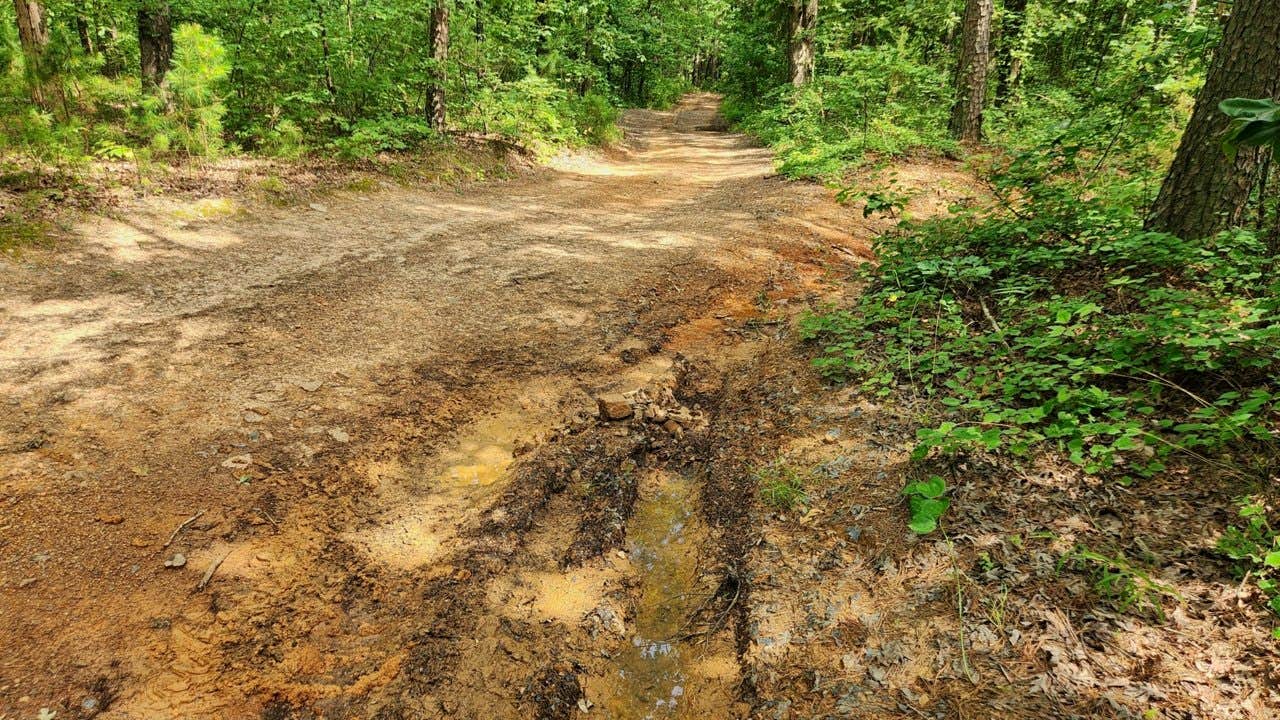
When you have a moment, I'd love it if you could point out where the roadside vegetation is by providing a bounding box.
[0,0,729,171]
[719,0,1280,632]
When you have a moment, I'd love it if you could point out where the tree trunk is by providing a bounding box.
[12,0,50,106]
[75,3,95,55]
[138,1,173,92]
[787,0,817,87]
[1146,0,1280,239]
[428,0,449,132]
[995,0,1026,103]
[949,0,993,142]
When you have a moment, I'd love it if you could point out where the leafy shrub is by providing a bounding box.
[727,44,954,180]
[330,117,439,160]
[902,475,950,534]
[567,90,622,145]
[1218,497,1280,634]
[800,181,1280,482]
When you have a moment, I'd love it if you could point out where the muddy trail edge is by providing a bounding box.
[0,94,972,718]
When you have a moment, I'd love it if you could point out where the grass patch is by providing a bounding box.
[757,461,809,510]
[0,216,53,254]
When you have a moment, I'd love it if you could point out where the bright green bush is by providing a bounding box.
[726,44,955,180]
[800,180,1280,482]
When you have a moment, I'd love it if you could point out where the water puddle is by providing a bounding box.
[588,470,737,718]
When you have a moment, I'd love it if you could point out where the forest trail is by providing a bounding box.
[0,95,973,718]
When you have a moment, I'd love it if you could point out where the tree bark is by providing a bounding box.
[75,3,95,55]
[995,0,1026,103]
[428,0,449,132]
[13,0,50,106]
[1146,0,1280,239]
[787,0,817,87]
[138,1,173,92]
[949,0,993,142]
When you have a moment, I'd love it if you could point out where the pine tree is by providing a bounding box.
[949,0,993,142]
[1146,0,1280,239]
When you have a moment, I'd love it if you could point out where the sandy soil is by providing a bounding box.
[0,94,908,718]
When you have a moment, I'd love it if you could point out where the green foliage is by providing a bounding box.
[1221,98,1280,157]
[902,475,949,534]
[154,23,230,156]
[1217,497,1280,632]
[330,117,439,160]
[800,181,1280,481]
[0,0,724,164]
[726,43,954,179]
[757,461,808,510]
[1065,546,1182,620]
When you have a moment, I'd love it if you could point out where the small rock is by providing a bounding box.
[96,514,125,525]
[328,428,351,443]
[586,604,626,637]
[81,696,100,713]
[308,203,328,213]
[243,410,265,423]
[294,379,323,392]
[17,577,37,588]
[841,652,860,671]
[845,526,863,542]
[662,419,682,436]
[164,553,187,568]
[221,454,252,470]
[596,394,633,421]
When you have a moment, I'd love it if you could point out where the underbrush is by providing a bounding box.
[1,28,620,170]
[801,180,1280,484]
[724,45,955,180]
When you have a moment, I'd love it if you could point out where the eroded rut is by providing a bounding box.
[0,94,870,718]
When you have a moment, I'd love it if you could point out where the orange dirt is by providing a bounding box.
[3,94,959,718]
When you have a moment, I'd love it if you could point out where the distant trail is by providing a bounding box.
[0,94,930,718]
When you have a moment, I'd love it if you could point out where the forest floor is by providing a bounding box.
[1,94,1275,720]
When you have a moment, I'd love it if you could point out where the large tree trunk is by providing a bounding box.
[949,0,993,142]
[427,0,449,132]
[787,0,817,87]
[75,3,95,56]
[13,0,50,106]
[138,1,173,92]
[1146,0,1280,239]
[995,0,1026,103]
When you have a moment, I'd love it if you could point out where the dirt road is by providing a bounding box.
[0,94,878,718]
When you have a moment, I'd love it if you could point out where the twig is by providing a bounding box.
[979,296,1012,350]
[254,507,281,529]
[197,548,232,591]
[162,510,206,549]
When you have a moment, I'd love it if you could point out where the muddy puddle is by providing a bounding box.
[586,470,739,718]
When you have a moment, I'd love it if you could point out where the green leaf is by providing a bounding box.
[1219,98,1280,120]
[908,514,939,534]
[908,496,950,535]
[903,475,947,499]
